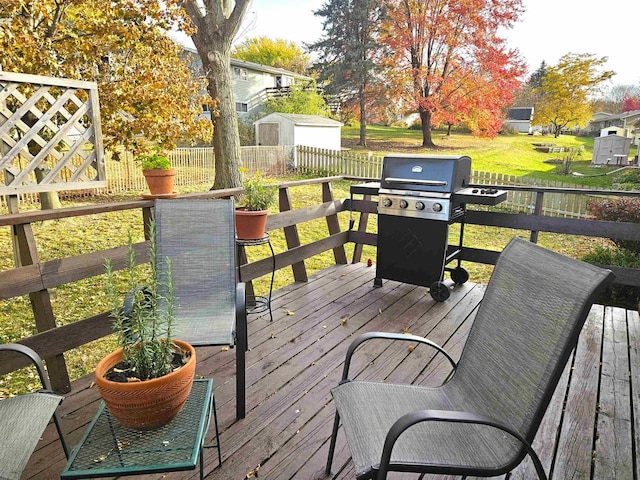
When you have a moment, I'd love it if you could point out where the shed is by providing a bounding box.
[504,107,534,134]
[600,126,625,137]
[591,135,633,165]
[254,113,343,151]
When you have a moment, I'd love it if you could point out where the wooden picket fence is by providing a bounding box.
[296,146,599,218]
[1,145,289,208]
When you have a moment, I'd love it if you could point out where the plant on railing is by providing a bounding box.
[240,169,277,211]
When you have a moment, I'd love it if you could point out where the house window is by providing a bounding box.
[235,102,248,113]
[233,67,247,81]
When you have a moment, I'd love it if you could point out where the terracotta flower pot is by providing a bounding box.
[95,339,196,430]
[235,208,268,240]
[142,168,176,195]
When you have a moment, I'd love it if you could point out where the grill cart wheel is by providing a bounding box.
[429,281,450,302]
[450,267,469,285]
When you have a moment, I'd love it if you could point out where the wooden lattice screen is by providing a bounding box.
[0,71,107,195]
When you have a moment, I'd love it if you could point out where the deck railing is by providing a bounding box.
[1,176,640,394]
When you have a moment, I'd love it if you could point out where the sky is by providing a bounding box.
[227,0,640,86]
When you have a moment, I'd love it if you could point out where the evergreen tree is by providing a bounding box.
[307,0,385,147]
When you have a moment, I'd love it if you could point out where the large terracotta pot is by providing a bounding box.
[95,339,196,430]
[142,168,176,195]
[235,208,268,240]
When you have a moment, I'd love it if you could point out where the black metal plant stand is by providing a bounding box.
[236,234,275,322]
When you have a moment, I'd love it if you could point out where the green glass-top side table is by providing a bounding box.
[61,379,221,479]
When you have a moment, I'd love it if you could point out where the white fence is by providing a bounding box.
[296,145,598,218]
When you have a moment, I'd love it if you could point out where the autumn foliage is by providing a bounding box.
[0,0,212,153]
[379,0,526,147]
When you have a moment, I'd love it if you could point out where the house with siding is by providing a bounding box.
[182,47,313,120]
[587,110,640,146]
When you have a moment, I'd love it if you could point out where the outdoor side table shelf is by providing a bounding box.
[61,379,221,479]
[236,234,275,322]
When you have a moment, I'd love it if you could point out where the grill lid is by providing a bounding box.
[380,154,471,193]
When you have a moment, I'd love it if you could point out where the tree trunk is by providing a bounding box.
[206,51,242,191]
[358,85,367,147]
[420,109,436,147]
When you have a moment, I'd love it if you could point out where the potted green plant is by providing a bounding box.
[235,170,277,240]
[96,222,195,430]
[135,147,176,197]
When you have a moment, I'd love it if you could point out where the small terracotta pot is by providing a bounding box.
[235,208,268,240]
[142,168,176,195]
[95,339,196,430]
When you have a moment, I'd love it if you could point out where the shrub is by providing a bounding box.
[587,197,640,253]
[581,245,640,310]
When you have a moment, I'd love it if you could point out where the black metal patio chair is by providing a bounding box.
[325,237,615,480]
[0,343,70,480]
[154,198,247,420]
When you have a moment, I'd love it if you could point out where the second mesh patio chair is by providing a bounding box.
[154,198,247,420]
[326,237,615,480]
[0,343,70,480]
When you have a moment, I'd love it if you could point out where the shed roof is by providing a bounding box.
[507,107,533,121]
[256,113,343,127]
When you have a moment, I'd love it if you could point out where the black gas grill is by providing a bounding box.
[366,154,506,301]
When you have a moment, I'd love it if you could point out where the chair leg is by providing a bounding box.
[325,410,341,476]
[236,334,246,420]
[53,409,70,458]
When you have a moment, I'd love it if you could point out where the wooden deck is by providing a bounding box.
[24,263,640,480]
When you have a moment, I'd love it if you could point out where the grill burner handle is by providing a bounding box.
[385,178,448,187]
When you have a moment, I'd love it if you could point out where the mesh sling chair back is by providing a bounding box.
[0,343,70,480]
[154,198,247,419]
[326,237,615,480]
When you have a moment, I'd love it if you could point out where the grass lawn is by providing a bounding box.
[341,125,640,188]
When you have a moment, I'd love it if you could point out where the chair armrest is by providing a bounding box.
[0,343,52,391]
[377,409,547,480]
[340,332,457,382]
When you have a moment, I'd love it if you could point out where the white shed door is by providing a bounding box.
[259,123,280,146]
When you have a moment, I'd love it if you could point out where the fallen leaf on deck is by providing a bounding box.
[341,317,348,325]
[286,310,295,316]
[408,345,415,352]
[221,346,229,351]
[288,337,296,343]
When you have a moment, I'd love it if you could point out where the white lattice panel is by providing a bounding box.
[0,72,107,195]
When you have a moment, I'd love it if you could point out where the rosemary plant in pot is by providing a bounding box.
[235,171,277,240]
[97,222,195,430]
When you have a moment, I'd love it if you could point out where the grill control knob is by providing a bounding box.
[399,199,409,209]
[415,201,425,210]
[432,203,443,212]
[382,198,393,207]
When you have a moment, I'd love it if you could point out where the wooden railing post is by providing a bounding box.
[351,194,372,264]
[12,218,71,392]
[530,191,545,243]
[279,185,308,282]
[322,181,347,265]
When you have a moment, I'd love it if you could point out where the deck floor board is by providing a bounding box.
[21,263,640,480]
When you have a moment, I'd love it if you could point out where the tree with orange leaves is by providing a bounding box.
[380,0,526,147]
